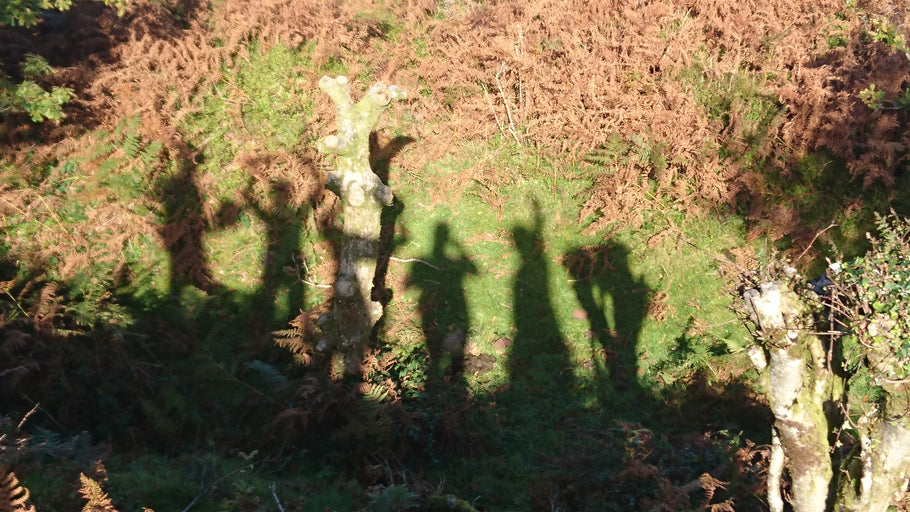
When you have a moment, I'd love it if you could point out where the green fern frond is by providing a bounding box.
[122,133,140,159]
[138,141,163,168]
[244,360,290,392]
[364,384,390,402]
[581,151,621,172]
[367,485,419,512]
[582,133,635,173]
[138,386,200,437]
[31,427,93,459]
[139,399,181,436]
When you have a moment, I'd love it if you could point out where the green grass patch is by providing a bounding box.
[183,42,316,201]
[2,32,782,512]
[368,138,759,508]
[386,138,752,397]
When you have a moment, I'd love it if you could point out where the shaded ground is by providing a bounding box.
[1,0,909,510]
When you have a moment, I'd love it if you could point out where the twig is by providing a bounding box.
[181,463,255,512]
[36,195,68,232]
[495,62,521,145]
[16,402,40,432]
[270,482,286,512]
[696,319,739,329]
[796,222,838,262]
[677,232,746,272]
[291,254,332,288]
[1,285,29,318]
[481,82,505,138]
[1,197,54,232]
[301,279,333,289]
[514,24,526,114]
[389,256,440,270]
[878,376,910,385]
[97,213,120,230]
[0,366,28,379]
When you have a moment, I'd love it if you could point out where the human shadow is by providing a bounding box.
[505,201,579,427]
[406,224,477,389]
[154,149,217,295]
[240,176,309,346]
[562,243,651,410]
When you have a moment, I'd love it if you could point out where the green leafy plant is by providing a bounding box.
[857,16,910,112]
[0,0,130,27]
[835,211,910,382]
[0,54,73,122]
[0,1,132,122]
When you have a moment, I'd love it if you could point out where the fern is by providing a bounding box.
[0,466,36,512]
[582,133,631,172]
[122,133,140,159]
[138,141,163,169]
[584,133,630,163]
[31,428,96,462]
[139,386,200,437]
[243,360,290,393]
[273,313,314,365]
[79,473,118,512]
[367,485,419,512]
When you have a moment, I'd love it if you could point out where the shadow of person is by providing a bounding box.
[507,201,577,417]
[241,178,309,346]
[154,151,217,296]
[406,223,477,389]
[563,242,651,412]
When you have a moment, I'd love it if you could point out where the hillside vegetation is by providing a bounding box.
[1,0,909,510]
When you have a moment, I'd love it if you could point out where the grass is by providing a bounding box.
[363,136,765,509]
[3,118,761,509]
[4,10,910,509]
[2,100,761,512]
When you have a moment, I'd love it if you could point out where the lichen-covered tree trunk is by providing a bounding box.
[836,376,910,511]
[314,76,405,366]
[744,281,838,512]
[742,278,910,512]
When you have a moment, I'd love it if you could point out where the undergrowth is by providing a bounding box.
[2,0,909,510]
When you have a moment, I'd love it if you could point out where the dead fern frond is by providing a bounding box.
[708,499,736,512]
[610,458,660,482]
[0,466,36,512]
[79,473,118,512]
[668,472,731,510]
[31,282,60,329]
[0,329,29,356]
[273,407,310,434]
[273,312,316,365]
